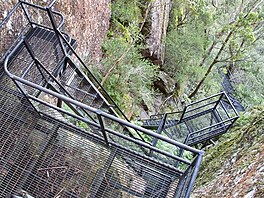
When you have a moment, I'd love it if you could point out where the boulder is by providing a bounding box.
[155,71,176,95]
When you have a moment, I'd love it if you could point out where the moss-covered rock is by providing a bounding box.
[192,106,264,197]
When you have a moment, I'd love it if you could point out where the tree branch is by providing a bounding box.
[188,30,234,98]
[188,0,263,98]
[198,41,217,67]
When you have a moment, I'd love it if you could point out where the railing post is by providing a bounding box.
[151,113,167,149]
[97,110,109,146]
[47,0,57,9]
[46,7,67,57]
[20,2,33,28]
[23,40,50,85]
[175,133,190,169]
[12,79,41,116]
[185,153,203,197]
[179,106,187,122]
[4,39,40,115]
[213,92,224,111]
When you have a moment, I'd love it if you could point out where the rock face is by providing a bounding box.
[0,0,111,61]
[146,0,171,65]
[154,71,176,95]
[56,0,110,61]
[192,107,264,197]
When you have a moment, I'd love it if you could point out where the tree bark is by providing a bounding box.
[146,0,172,65]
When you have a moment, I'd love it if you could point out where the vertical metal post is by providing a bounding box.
[47,0,57,8]
[213,92,224,111]
[179,106,187,122]
[185,153,203,197]
[151,113,167,147]
[174,136,188,169]
[20,2,33,28]
[46,7,67,57]
[23,40,49,84]
[12,79,41,115]
[149,113,167,156]
[175,126,190,168]
[97,110,109,146]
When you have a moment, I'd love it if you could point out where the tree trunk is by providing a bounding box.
[146,0,172,65]
[188,31,234,98]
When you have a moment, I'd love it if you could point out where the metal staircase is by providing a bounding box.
[0,1,203,197]
[218,66,246,111]
[0,0,131,124]
[142,92,239,147]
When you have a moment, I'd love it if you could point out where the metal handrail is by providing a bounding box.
[4,52,203,157]
[0,1,64,63]
[51,22,147,141]
[186,92,224,106]
[1,1,204,196]
[188,117,237,136]
[0,2,22,27]
[140,111,181,125]
[180,92,239,121]
[150,110,183,119]
[1,1,64,29]
[55,30,130,122]
[1,1,146,141]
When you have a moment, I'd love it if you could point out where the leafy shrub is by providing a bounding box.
[101,36,158,116]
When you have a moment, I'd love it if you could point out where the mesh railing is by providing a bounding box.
[0,0,64,64]
[141,92,239,146]
[1,0,148,141]
[181,92,239,145]
[0,0,135,124]
[1,69,203,197]
[1,1,204,197]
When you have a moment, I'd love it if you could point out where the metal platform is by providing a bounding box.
[0,68,203,198]
[142,92,239,147]
[0,1,203,197]
[0,0,130,123]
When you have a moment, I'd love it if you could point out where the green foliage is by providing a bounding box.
[101,36,158,115]
[232,42,264,108]
[111,0,143,24]
[195,106,264,187]
[86,0,158,118]
[165,0,215,96]
[165,0,264,105]
[165,25,207,78]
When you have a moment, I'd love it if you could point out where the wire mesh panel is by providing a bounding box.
[141,92,239,147]
[0,79,202,197]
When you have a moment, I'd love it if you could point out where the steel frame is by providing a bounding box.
[1,1,204,197]
[142,92,239,147]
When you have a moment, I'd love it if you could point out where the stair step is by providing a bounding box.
[142,119,178,130]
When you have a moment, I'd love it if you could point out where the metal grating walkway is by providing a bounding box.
[0,1,203,197]
[0,73,202,198]
[142,93,239,147]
